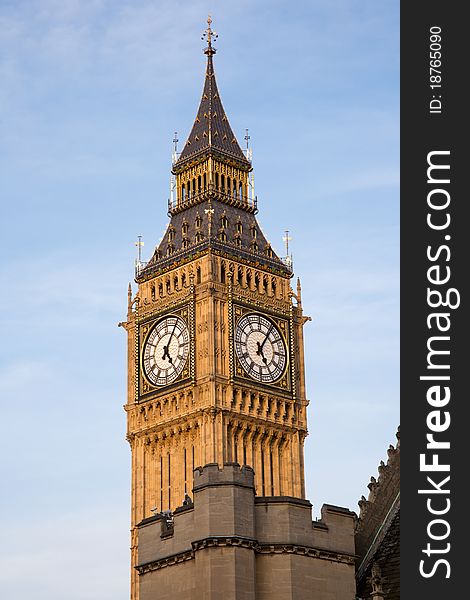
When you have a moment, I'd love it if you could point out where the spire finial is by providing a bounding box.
[202,15,218,55]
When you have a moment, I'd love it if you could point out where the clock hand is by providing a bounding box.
[256,341,268,364]
[167,320,178,345]
[259,323,275,352]
[162,320,179,363]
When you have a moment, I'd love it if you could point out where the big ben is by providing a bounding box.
[122,18,356,600]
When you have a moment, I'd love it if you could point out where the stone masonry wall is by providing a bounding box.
[136,463,356,600]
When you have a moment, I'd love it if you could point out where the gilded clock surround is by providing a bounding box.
[137,302,194,399]
[231,302,292,392]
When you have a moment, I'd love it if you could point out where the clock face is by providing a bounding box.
[142,315,190,387]
[234,313,287,383]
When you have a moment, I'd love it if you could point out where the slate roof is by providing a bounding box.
[137,34,289,282]
[137,198,291,281]
[173,44,251,171]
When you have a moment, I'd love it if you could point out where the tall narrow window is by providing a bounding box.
[168,454,171,510]
[227,177,231,195]
[221,174,225,191]
[270,449,274,496]
[246,270,251,287]
[198,175,201,193]
[221,262,226,283]
[239,181,243,200]
[160,456,163,512]
[215,172,219,189]
[182,183,186,201]
[261,449,266,496]
[203,173,207,190]
[196,266,201,284]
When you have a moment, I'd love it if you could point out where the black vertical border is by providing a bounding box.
[401,3,466,598]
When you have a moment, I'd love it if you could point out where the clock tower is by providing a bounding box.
[122,19,355,600]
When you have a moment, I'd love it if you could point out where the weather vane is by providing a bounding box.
[202,15,218,50]
[282,230,293,268]
[283,230,292,257]
[245,128,250,151]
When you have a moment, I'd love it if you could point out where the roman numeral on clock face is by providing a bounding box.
[142,315,190,387]
[234,313,287,384]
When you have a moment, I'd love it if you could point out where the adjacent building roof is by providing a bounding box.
[355,427,400,600]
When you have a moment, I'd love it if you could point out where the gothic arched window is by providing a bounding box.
[220,262,226,284]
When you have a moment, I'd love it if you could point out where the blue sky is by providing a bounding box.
[0,1,399,598]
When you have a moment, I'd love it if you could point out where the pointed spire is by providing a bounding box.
[127,282,132,311]
[296,277,302,308]
[173,17,250,171]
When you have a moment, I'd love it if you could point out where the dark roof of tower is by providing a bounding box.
[173,42,251,172]
[136,198,292,281]
[136,22,291,282]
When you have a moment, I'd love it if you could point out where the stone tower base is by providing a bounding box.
[136,464,356,600]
